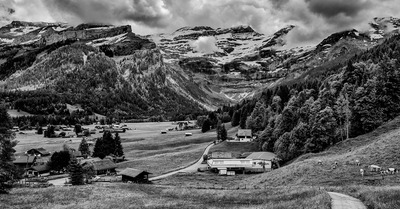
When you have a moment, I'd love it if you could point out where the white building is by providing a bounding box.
[207,152,276,175]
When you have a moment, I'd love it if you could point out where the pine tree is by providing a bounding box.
[0,107,19,194]
[231,110,241,127]
[48,151,70,171]
[202,119,211,133]
[216,120,222,140]
[69,158,84,185]
[114,133,124,157]
[220,124,227,141]
[239,108,248,129]
[93,138,106,159]
[103,131,115,156]
[78,138,90,158]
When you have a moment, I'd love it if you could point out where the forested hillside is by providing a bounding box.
[223,35,400,163]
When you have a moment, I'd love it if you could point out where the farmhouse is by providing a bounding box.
[236,129,253,142]
[13,155,36,169]
[83,159,117,175]
[120,168,151,183]
[26,164,50,177]
[207,152,276,175]
[26,148,51,156]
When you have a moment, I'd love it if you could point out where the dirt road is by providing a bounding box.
[149,142,214,181]
[328,192,366,209]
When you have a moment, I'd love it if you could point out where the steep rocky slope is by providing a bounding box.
[0,21,221,117]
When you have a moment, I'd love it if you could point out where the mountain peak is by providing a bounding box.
[175,26,214,33]
[224,25,256,33]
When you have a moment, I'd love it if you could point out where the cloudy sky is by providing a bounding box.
[1,0,400,45]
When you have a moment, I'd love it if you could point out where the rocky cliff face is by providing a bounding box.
[0,21,216,117]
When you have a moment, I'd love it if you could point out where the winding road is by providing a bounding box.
[149,142,214,181]
[328,192,367,209]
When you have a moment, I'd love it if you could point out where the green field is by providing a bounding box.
[14,121,219,176]
[0,184,330,209]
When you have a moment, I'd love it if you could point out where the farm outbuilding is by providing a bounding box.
[120,168,152,183]
[83,159,117,175]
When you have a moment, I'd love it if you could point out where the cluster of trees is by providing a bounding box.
[0,107,20,193]
[93,132,124,159]
[225,35,400,163]
[11,114,96,128]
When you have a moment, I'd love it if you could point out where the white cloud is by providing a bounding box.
[190,36,222,54]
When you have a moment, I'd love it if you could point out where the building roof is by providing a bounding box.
[211,152,233,159]
[13,156,36,164]
[71,151,83,157]
[27,148,50,156]
[246,152,277,161]
[35,156,51,164]
[90,159,117,171]
[28,164,50,172]
[237,129,252,137]
[80,157,102,165]
[119,168,151,178]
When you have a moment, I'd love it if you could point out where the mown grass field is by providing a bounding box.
[0,184,330,209]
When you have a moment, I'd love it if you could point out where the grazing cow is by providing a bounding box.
[355,159,360,166]
[388,168,397,175]
[360,169,364,177]
[318,160,322,165]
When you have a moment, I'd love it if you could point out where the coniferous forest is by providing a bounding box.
[216,35,400,163]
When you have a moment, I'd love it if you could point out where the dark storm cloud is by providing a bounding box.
[46,0,172,27]
[4,0,400,44]
[306,0,372,18]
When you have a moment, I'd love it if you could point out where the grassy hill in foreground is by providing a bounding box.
[241,116,400,187]
[0,184,329,209]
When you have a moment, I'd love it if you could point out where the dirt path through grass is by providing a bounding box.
[328,192,366,209]
[149,142,214,181]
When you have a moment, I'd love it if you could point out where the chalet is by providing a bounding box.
[120,168,151,183]
[236,129,253,142]
[26,164,50,177]
[26,148,51,156]
[13,155,36,169]
[83,159,117,175]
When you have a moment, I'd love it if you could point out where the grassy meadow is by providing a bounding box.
[0,184,330,209]
[239,116,400,187]
[13,122,238,176]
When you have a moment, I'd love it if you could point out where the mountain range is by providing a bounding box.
[0,16,399,119]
